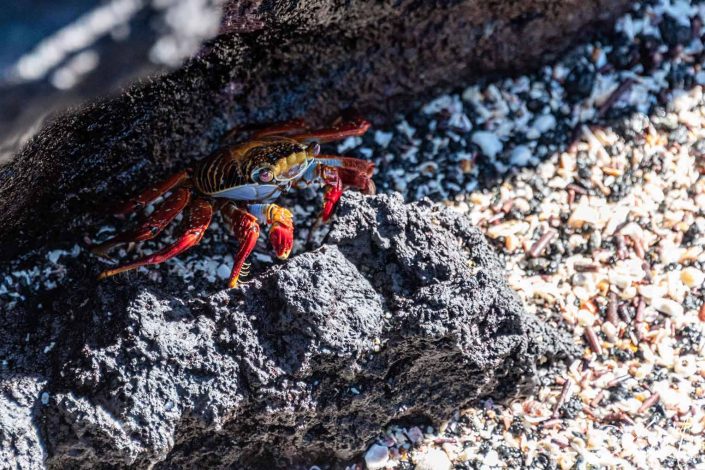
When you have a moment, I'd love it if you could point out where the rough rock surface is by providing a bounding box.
[0,193,576,468]
[0,0,632,259]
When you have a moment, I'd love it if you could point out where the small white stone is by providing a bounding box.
[47,250,63,264]
[364,444,389,469]
[656,337,675,367]
[406,426,424,444]
[674,355,697,377]
[576,308,596,326]
[667,271,687,303]
[216,264,231,280]
[602,321,619,343]
[471,131,503,159]
[605,205,630,234]
[638,284,668,300]
[568,203,600,228]
[532,113,556,133]
[414,448,452,470]
[681,267,705,288]
[374,131,393,148]
[696,71,705,85]
[484,449,500,467]
[651,298,684,317]
[659,239,683,265]
[509,145,532,166]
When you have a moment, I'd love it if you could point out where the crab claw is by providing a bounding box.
[317,157,375,222]
[266,205,294,259]
[321,183,344,222]
[269,222,294,260]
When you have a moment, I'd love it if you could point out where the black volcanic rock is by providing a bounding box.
[0,0,632,260]
[0,193,576,468]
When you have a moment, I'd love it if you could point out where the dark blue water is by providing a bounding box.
[0,1,101,70]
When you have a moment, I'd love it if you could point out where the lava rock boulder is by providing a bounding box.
[0,193,576,468]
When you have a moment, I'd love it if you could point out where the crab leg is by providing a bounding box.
[114,170,190,216]
[317,155,375,191]
[248,203,294,260]
[289,116,371,143]
[97,198,213,280]
[221,118,309,143]
[313,155,375,221]
[222,204,261,288]
[92,187,191,256]
[250,119,309,138]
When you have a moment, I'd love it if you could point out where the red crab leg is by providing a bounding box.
[92,187,191,257]
[222,205,261,288]
[316,155,376,221]
[290,116,371,143]
[250,119,309,138]
[97,198,213,280]
[221,118,309,143]
[113,170,190,216]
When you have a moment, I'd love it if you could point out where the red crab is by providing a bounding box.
[92,116,375,287]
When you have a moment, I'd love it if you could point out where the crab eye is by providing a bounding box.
[309,142,321,156]
[252,167,274,183]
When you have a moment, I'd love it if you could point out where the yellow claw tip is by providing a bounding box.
[276,250,291,260]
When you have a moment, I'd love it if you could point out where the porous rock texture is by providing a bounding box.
[0,0,633,259]
[0,193,576,468]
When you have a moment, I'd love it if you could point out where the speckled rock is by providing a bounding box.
[0,193,576,468]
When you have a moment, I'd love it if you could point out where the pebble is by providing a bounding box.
[483,449,500,467]
[413,448,452,470]
[680,267,705,288]
[406,426,424,444]
[216,264,231,280]
[471,131,503,158]
[568,202,600,228]
[527,114,556,139]
[364,444,389,469]
[651,297,684,318]
[374,131,394,148]
[509,145,533,166]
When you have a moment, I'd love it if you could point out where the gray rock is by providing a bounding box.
[0,193,576,468]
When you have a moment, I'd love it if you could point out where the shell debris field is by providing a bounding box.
[341,0,705,468]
